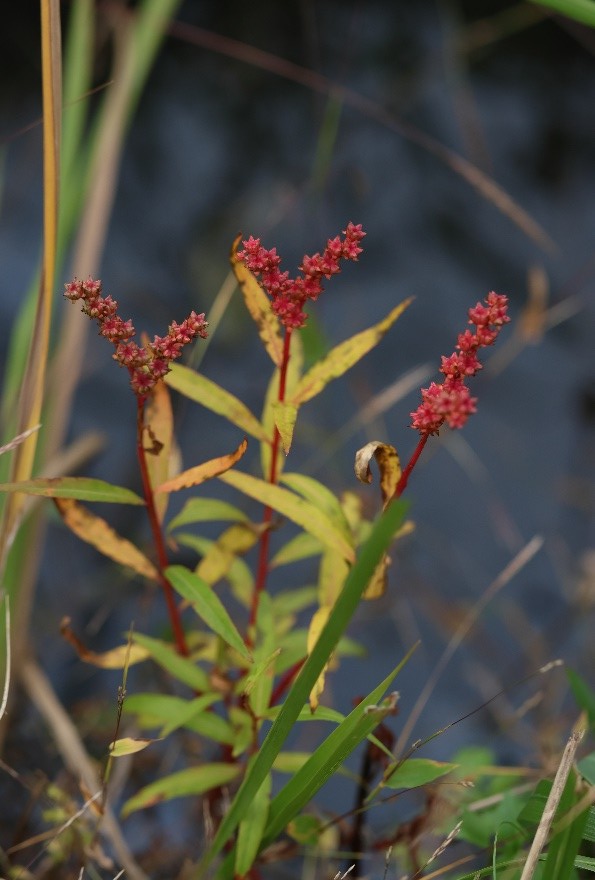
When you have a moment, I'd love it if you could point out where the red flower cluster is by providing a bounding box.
[64,277,208,400]
[410,292,510,435]
[237,222,366,329]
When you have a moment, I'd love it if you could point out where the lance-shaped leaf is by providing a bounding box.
[60,618,150,669]
[196,523,262,586]
[167,497,248,532]
[55,498,159,581]
[382,758,458,789]
[166,565,251,661]
[218,470,355,563]
[165,363,268,441]
[261,333,303,476]
[291,299,412,407]
[132,632,210,692]
[156,439,248,493]
[144,379,177,524]
[235,769,271,878]
[281,473,352,544]
[110,737,156,757]
[272,401,298,456]
[307,606,331,712]
[0,477,145,504]
[231,233,284,367]
[354,440,402,509]
[122,763,240,817]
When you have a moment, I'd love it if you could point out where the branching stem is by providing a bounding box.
[136,398,189,656]
[248,329,293,637]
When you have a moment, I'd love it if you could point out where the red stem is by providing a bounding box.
[136,399,189,656]
[394,432,430,498]
[269,657,305,707]
[248,329,293,637]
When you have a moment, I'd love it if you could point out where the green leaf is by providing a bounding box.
[167,497,248,532]
[219,469,355,562]
[567,668,595,727]
[383,758,458,789]
[166,565,251,661]
[235,769,271,877]
[125,693,235,745]
[260,660,412,848]
[165,363,268,441]
[0,477,145,505]
[198,499,408,877]
[530,0,595,28]
[132,632,210,692]
[122,763,240,816]
[270,585,318,616]
[280,473,352,543]
[110,736,155,757]
[270,533,323,567]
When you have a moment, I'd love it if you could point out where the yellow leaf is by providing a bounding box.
[60,618,149,668]
[363,554,391,600]
[110,737,156,757]
[218,469,355,563]
[156,439,248,493]
[354,441,402,508]
[260,333,303,478]
[166,363,268,441]
[145,380,175,524]
[291,299,412,406]
[55,498,159,581]
[307,606,331,711]
[273,401,298,454]
[196,523,262,586]
[231,234,284,366]
[318,549,350,607]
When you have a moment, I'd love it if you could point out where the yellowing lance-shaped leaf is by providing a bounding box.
[145,380,176,524]
[156,439,248,493]
[196,523,261,586]
[231,233,284,367]
[270,532,323,568]
[167,497,248,532]
[272,401,298,455]
[218,470,355,563]
[291,299,412,406]
[165,363,268,441]
[166,565,251,661]
[318,549,350,607]
[383,758,458,790]
[55,498,159,581]
[362,553,391,600]
[354,441,401,508]
[260,333,304,478]
[0,477,144,504]
[110,737,155,757]
[307,606,331,712]
[281,473,353,544]
[122,763,240,817]
[60,618,150,669]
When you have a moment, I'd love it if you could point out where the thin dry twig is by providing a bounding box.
[19,655,148,880]
[519,721,586,880]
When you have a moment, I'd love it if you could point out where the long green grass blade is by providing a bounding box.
[531,0,595,27]
[196,497,407,876]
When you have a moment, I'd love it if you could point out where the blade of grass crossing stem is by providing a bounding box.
[543,770,588,880]
[261,648,416,847]
[197,498,407,876]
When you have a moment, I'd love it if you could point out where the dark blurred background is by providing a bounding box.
[1,0,594,873]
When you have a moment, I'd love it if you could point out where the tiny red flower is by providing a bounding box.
[237,222,366,329]
[410,291,510,436]
[64,277,208,401]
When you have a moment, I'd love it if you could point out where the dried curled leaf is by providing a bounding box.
[145,379,178,524]
[55,497,159,580]
[354,440,401,509]
[156,438,248,493]
[61,618,149,668]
